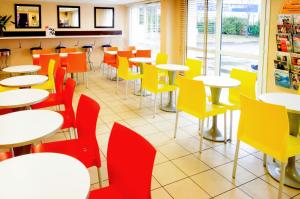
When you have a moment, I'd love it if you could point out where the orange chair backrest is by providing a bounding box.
[128,46,136,51]
[32,49,51,54]
[60,48,78,53]
[66,52,88,73]
[39,54,61,75]
[107,47,118,51]
[117,51,134,67]
[136,50,151,58]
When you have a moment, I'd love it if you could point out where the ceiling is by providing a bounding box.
[16,0,144,5]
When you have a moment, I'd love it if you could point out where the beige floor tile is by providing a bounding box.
[158,142,190,160]
[191,169,235,197]
[124,117,149,127]
[238,155,267,177]
[176,137,210,153]
[151,177,161,190]
[145,133,172,147]
[153,162,186,186]
[195,149,231,168]
[214,162,256,186]
[133,124,159,136]
[239,178,290,199]
[214,188,252,199]
[165,178,210,199]
[152,120,175,131]
[172,154,210,176]
[213,143,249,160]
[154,151,169,165]
[151,188,173,199]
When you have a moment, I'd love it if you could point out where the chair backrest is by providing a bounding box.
[142,64,159,93]
[107,122,156,199]
[117,56,130,78]
[39,54,60,75]
[55,67,66,96]
[185,58,203,79]
[76,95,100,143]
[63,78,76,125]
[229,69,257,104]
[32,49,51,54]
[156,53,168,65]
[238,96,289,162]
[60,48,77,53]
[128,46,136,51]
[177,77,207,118]
[136,50,151,58]
[117,51,134,67]
[107,47,118,51]
[66,52,88,73]
[47,59,56,87]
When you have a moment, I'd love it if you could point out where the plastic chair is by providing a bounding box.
[174,78,227,151]
[155,53,168,81]
[102,47,118,76]
[89,122,156,199]
[32,49,51,65]
[38,54,60,75]
[140,64,177,117]
[32,59,56,92]
[127,46,136,51]
[31,67,66,109]
[0,152,12,162]
[32,94,102,186]
[220,69,257,141]
[185,58,203,79]
[232,96,300,199]
[117,56,142,98]
[117,50,135,68]
[135,50,151,58]
[60,48,78,53]
[67,52,88,88]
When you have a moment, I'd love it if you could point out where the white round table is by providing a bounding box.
[0,75,48,88]
[0,89,49,109]
[32,53,68,59]
[194,76,240,142]
[259,93,300,188]
[156,64,189,112]
[129,57,155,96]
[0,153,90,199]
[2,65,41,74]
[0,110,63,155]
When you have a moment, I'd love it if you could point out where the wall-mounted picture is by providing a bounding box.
[57,6,80,28]
[94,7,114,28]
[15,4,41,28]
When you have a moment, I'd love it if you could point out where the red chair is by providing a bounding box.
[32,95,102,186]
[89,122,156,199]
[67,52,88,87]
[32,49,52,65]
[60,48,78,67]
[38,54,61,75]
[102,47,118,77]
[31,67,66,109]
[0,152,12,162]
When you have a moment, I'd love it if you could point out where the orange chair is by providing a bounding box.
[67,52,88,87]
[128,46,136,51]
[32,49,51,65]
[38,54,61,75]
[117,50,135,67]
[60,48,78,53]
[102,47,118,76]
[135,50,151,58]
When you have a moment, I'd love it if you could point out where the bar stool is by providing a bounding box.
[82,45,93,71]
[0,48,11,69]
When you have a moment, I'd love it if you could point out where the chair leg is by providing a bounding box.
[206,117,210,128]
[68,128,73,139]
[232,140,240,178]
[263,154,267,167]
[160,93,163,108]
[153,94,157,118]
[278,162,286,199]
[199,119,204,153]
[224,113,227,144]
[174,111,179,138]
[230,110,233,141]
[97,167,103,188]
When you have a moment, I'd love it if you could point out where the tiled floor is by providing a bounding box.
[44,71,300,198]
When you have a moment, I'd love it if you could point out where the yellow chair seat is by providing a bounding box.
[32,81,53,90]
[220,100,240,111]
[0,86,17,92]
[287,136,300,158]
[157,83,176,93]
[121,72,143,81]
[184,103,227,120]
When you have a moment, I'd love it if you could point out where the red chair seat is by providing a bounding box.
[0,109,13,115]
[89,186,123,199]
[0,152,12,161]
[57,110,76,129]
[32,139,101,168]
[31,94,63,109]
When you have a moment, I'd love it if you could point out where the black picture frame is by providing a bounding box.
[94,7,115,28]
[14,4,42,29]
[57,5,81,28]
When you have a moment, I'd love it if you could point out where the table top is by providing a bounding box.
[129,57,154,63]
[0,75,48,87]
[0,89,49,108]
[32,53,68,59]
[105,50,137,55]
[2,65,41,73]
[156,64,189,72]
[259,93,300,114]
[0,153,90,199]
[0,110,63,148]
[194,76,240,88]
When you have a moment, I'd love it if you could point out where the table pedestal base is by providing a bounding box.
[161,102,176,112]
[13,145,31,156]
[203,127,225,142]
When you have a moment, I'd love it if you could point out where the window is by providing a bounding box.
[129,3,161,55]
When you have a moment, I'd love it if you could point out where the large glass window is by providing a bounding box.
[129,3,161,56]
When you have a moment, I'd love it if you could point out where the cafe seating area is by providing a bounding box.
[1,0,300,199]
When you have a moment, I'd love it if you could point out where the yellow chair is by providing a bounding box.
[32,59,56,92]
[116,56,142,98]
[232,96,300,199]
[140,64,176,117]
[221,68,257,140]
[0,85,16,92]
[174,78,227,151]
[184,58,203,79]
[156,53,169,79]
